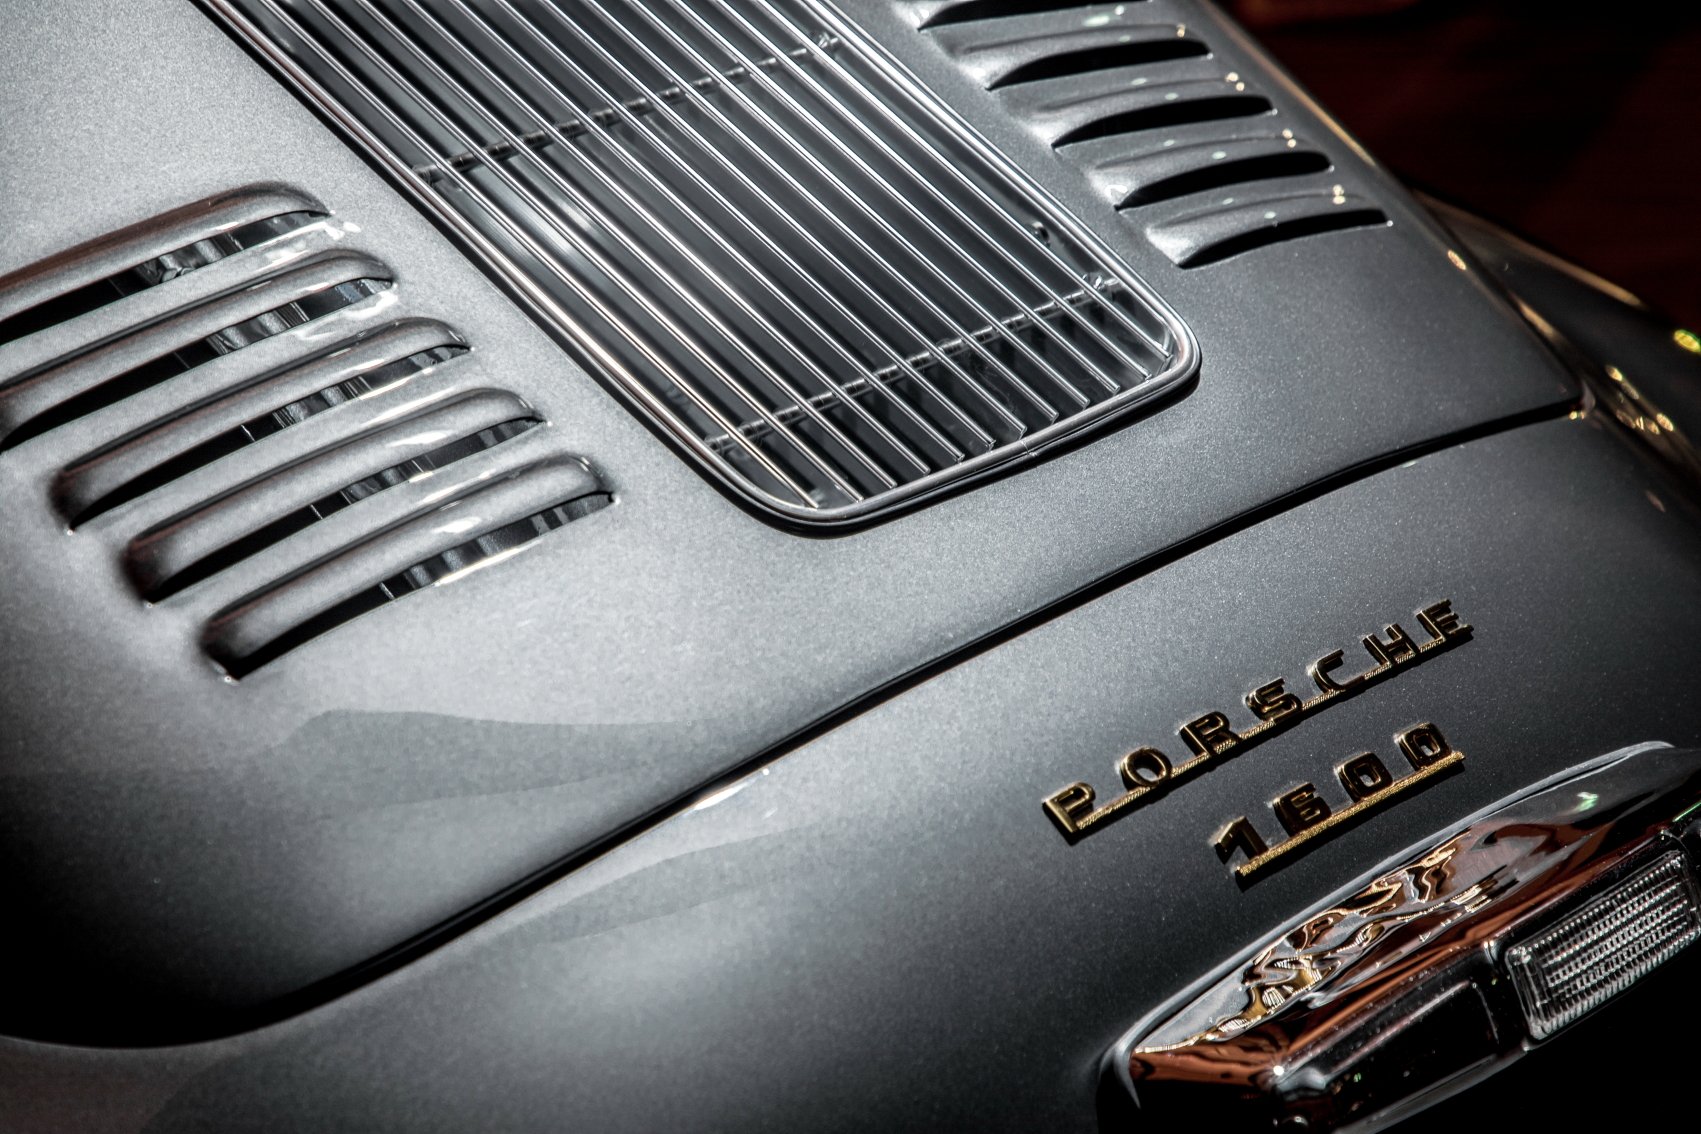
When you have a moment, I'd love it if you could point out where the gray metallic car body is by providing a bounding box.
[1,0,1696,1130]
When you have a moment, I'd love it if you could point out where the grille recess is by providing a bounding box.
[205,0,1196,524]
[0,186,610,676]
[0,198,326,349]
[915,2,1391,266]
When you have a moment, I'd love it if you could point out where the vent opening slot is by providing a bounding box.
[1179,208,1390,267]
[0,211,323,348]
[1,277,391,453]
[140,415,541,601]
[989,40,1210,88]
[1054,95,1274,147]
[1119,151,1333,207]
[62,341,466,527]
[214,491,610,678]
[921,1,1131,28]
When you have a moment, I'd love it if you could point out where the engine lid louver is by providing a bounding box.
[916,2,1390,266]
[204,0,1197,525]
[0,186,609,677]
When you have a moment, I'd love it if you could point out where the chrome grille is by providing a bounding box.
[1507,849,1701,1039]
[206,0,1196,522]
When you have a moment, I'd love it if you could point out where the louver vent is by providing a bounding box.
[204,0,1196,524]
[0,186,609,676]
[916,2,1390,266]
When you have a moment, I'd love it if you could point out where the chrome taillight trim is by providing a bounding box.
[1109,742,1701,1133]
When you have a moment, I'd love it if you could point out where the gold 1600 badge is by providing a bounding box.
[1041,600,1471,884]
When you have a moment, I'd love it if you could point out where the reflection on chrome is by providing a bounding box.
[1143,838,1499,1050]
[1109,743,1701,1133]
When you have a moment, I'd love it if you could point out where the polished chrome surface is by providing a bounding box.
[914,2,1389,266]
[204,0,1197,522]
[0,185,325,345]
[0,189,610,676]
[1113,743,1701,1132]
[1506,849,1701,1040]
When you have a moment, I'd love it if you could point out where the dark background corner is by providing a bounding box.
[1234,0,1701,327]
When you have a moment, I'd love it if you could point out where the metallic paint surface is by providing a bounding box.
[0,0,1584,1042]
[9,414,1701,1130]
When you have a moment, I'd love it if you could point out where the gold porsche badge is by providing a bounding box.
[1042,600,1471,882]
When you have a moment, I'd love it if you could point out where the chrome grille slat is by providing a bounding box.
[485,0,1005,461]
[473,0,976,464]
[732,0,1168,362]
[261,0,825,507]
[505,0,1023,448]
[566,0,1070,430]
[340,0,893,501]
[411,41,824,183]
[211,0,1196,522]
[407,0,942,479]
[326,0,883,503]
[702,277,1122,454]
[608,0,1097,412]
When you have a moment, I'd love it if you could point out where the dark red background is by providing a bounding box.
[1236,0,1701,328]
